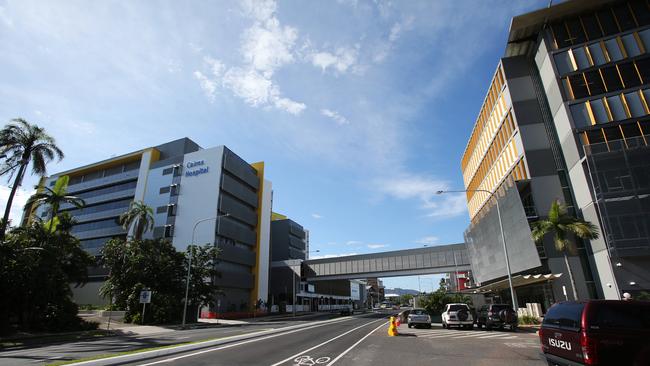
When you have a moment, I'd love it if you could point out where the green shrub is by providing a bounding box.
[519,315,540,325]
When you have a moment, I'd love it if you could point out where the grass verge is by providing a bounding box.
[1,330,114,349]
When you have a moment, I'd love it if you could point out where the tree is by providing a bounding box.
[24,175,85,232]
[0,213,94,333]
[0,118,63,239]
[418,289,472,315]
[118,201,154,240]
[531,200,599,301]
[100,238,220,324]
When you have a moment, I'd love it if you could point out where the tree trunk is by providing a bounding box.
[0,162,27,240]
[564,252,579,301]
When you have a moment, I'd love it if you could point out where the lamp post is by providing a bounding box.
[436,189,518,310]
[181,213,230,329]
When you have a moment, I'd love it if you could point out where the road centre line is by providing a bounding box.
[269,318,386,366]
[326,322,386,366]
[136,318,355,366]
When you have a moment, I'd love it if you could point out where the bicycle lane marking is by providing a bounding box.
[269,317,387,366]
[135,318,354,366]
[326,322,387,366]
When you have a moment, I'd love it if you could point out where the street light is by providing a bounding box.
[436,189,518,310]
[181,213,230,329]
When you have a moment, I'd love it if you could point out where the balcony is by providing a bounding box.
[74,226,126,240]
[72,207,127,224]
[61,189,135,210]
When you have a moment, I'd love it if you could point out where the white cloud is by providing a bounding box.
[373,16,413,63]
[320,109,349,125]
[311,213,323,219]
[311,46,358,74]
[194,0,306,115]
[374,174,467,218]
[0,5,13,28]
[367,244,388,249]
[415,236,439,245]
[310,252,358,259]
[193,71,218,102]
[346,240,363,246]
[0,185,34,226]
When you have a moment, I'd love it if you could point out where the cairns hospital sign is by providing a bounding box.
[185,160,209,177]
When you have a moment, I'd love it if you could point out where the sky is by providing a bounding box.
[0,0,549,292]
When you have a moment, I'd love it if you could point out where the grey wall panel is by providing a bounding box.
[223,149,260,190]
[289,235,306,250]
[519,124,552,151]
[502,56,530,79]
[560,130,581,170]
[525,149,558,177]
[217,217,257,246]
[219,243,256,266]
[581,203,607,253]
[464,182,541,284]
[545,80,563,117]
[219,194,257,226]
[213,270,254,289]
[221,174,258,208]
[507,76,537,102]
[530,175,564,216]
[511,100,543,125]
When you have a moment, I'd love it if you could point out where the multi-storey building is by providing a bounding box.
[31,138,273,312]
[463,0,649,305]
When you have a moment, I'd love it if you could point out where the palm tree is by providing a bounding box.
[119,201,154,240]
[531,200,599,301]
[0,118,63,239]
[25,175,85,232]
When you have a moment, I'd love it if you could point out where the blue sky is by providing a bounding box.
[0,0,548,292]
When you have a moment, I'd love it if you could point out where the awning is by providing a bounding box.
[466,273,562,294]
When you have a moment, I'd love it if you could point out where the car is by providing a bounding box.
[441,303,474,329]
[339,307,352,316]
[476,304,518,331]
[539,300,650,366]
[407,308,431,328]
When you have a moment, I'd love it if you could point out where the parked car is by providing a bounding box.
[339,307,352,316]
[441,303,473,329]
[407,308,431,328]
[539,300,650,366]
[476,304,518,331]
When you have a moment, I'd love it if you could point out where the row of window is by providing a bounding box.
[65,160,141,186]
[463,92,509,185]
[581,120,650,146]
[465,112,517,200]
[62,198,132,217]
[555,29,649,75]
[550,0,650,50]
[71,217,120,233]
[571,88,650,128]
[462,66,506,171]
[562,57,649,100]
[156,204,176,216]
[74,180,137,199]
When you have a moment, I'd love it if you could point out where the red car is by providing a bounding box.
[539,300,650,366]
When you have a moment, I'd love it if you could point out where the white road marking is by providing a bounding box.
[326,323,386,366]
[136,319,353,366]
[269,318,385,366]
[477,334,512,339]
[450,333,499,339]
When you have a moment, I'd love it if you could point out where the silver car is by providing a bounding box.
[407,308,432,328]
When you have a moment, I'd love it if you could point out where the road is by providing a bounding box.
[0,314,338,366]
[115,313,545,366]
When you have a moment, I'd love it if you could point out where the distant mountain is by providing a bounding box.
[384,288,419,296]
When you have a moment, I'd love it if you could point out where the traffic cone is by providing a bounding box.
[388,316,399,336]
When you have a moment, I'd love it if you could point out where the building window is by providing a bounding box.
[597,9,619,35]
[636,57,650,83]
[156,205,168,214]
[612,4,636,31]
[590,99,610,124]
[162,167,173,175]
[555,50,575,75]
[584,70,606,95]
[604,38,624,62]
[570,103,592,128]
[573,47,591,69]
[624,91,647,118]
[621,34,643,57]
[173,164,182,177]
[588,43,607,66]
[568,74,589,99]
[170,184,180,196]
[639,29,650,52]
[600,65,623,91]
[581,13,602,40]
[606,95,628,121]
[618,62,642,88]
[167,204,176,217]
[159,186,170,194]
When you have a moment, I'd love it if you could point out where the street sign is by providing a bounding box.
[140,290,152,304]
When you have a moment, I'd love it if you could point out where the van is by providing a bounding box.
[539,300,650,365]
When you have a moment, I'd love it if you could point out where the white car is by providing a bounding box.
[441,303,473,329]
[407,308,431,328]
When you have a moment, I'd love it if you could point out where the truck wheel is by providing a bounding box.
[408,323,412,328]
[477,323,483,329]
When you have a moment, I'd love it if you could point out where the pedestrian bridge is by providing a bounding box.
[303,243,470,280]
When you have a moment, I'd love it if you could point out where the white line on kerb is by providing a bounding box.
[326,322,386,366]
[269,318,385,366]
[136,319,353,366]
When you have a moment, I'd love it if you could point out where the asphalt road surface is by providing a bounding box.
[0,314,338,366]
[115,313,545,366]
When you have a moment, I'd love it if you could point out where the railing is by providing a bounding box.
[584,134,649,155]
[66,169,139,194]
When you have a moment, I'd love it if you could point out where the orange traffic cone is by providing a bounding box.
[388,316,399,336]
